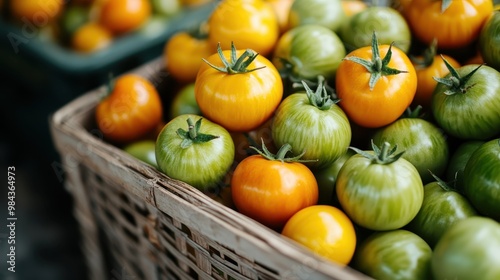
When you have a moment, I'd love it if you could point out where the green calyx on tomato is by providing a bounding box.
[351,140,404,165]
[411,38,438,69]
[441,0,452,13]
[344,32,407,90]
[250,139,318,164]
[203,42,265,74]
[300,76,339,110]
[176,118,219,148]
[434,57,483,95]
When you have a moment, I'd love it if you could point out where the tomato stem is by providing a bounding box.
[202,42,266,74]
[411,38,438,69]
[433,56,484,95]
[343,32,408,91]
[176,117,219,148]
[301,76,339,110]
[250,139,318,163]
[430,171,454,192]
[350,140,405,165]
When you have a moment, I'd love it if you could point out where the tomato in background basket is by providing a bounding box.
[341,0,367,17]
[98,0,152,35]
[156,115,235,191]
[231,142,318,230]
[336,141,424,231]
[164,27,215,84]
[353,230,432,280]
[95,74,163,144]
[287,0,346,33]
[71,22,113,53]
[431,62,500,140]
[207,0,279,57]
[169,83,202,119]
[335,32,417,128]
[123,139,158,168]
[404,0,493,49]
[9,0,64,24]
[281,205,356,266]
[195,43,283,132]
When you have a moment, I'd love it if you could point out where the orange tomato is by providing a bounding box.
[282,205,357,266]
[404,0,493,49]
[207,0,279,57]
[98,0,151,35]
[10,0,64,24]
[164,29,215,83]
[195,44,283,132]
[71,22,113,53]
[231,150,318,230]
[341,0,367,17]
[335,34,417,128]
[95,74,163,144]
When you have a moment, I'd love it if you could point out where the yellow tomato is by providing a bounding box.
[10,0,64,24]
[71,22,113,53]
[282,205,357,266]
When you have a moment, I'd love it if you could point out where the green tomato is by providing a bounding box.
[155,115,235,191]
[432,64,500,140]
[445,140,485,193]
[463,139,500,221]
[405,180,477,248]
[59,5,89,40]
[288,0,346,33]
[336,142,424,231]
[431,217,500,280]
[271,81,352,170]
[151,0,181,17]
[353,230,432,280]
[339,6,411,53]
[313,149,355,206]
[479,11,500,72]
[170,83,201,119]
[372,117,449,184]
[123,140,158,168]
[272,24,346,81]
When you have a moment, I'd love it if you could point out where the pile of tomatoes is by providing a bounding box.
[93,0,500,279]
[1,0,213,53]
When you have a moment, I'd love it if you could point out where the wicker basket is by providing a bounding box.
[49,58,371,280]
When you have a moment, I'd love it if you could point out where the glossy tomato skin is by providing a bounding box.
[432,65,500,140]
[281,205,356,266]
[272,24,346,81]
[96,74,163,144]
[288,0,346,33]
[195,49,283,133]
[445,140,485,192]
[207,0,279,57]
[123,140,158,168]
[231,155,318,230]
[479,11,500,71]
[463,139,500,221]
[405,0,493,49]
[353,230,432,280]
[372,117,449,184]
[155,114,235,191]
[431,217,500,280]
[405,181,477,248]
[339,6,411,53]
[98,0,152,34]
[169,83,201,120]
[164,31,215,84]
[271,93,352,170]
[336,45,417,128]
[336,153,424,231]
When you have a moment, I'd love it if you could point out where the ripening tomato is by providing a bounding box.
[336,33,417,128]
[231,144,318,230]
[98,0,152,35]
[266,0,293,34]
[207,0,279,57]
[164,29,215,83]
[479,11,500,71]
[288,0,346,33]
[95,74,163,144]
[195,43,283,132]
[341,0,367,17]
[282,205,356,266]
[10,0,64,24]
[404,0,494,49]
[71,22,113,53]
